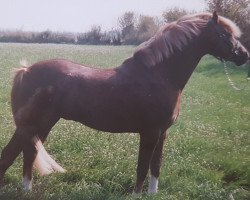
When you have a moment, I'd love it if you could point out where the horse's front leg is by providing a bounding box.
[133,131,161,194]
[148,131,167,193]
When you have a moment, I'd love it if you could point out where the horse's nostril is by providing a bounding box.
[242,51,249,58]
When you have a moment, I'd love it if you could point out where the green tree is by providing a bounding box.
[118,12,136,44]
[136,15,159,44]
[162,7,190,22]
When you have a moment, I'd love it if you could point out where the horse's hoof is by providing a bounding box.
[132,191,142,199]
[22,177,32,191]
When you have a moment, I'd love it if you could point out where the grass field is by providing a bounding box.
[0,43,249,200]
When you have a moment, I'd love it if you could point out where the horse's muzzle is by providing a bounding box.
[234,47,249,66]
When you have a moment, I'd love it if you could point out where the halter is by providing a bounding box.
[213,24,249,90]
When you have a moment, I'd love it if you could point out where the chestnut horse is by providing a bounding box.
[0,12,249,193]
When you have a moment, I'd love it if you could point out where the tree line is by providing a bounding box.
[0,13,161,46]
[0,0,249,49]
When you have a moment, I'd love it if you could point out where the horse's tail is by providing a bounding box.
[13,67,28,85]
[34,139,66,176]
[11,60,30,115]
[12,59,29,86]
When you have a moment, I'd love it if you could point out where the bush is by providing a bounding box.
[0,30,76,44]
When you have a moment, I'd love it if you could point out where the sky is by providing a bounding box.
[0,0,206,33]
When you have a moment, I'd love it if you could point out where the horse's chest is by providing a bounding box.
[171,93,181,123]
[159,91,182,127]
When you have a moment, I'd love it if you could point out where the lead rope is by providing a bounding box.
[223,61,249,91]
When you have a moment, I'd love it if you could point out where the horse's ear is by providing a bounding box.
[212,11,218,24]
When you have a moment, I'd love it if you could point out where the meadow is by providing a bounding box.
[0,43,249,200]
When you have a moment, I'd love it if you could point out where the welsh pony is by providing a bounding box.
[0,12,249,193]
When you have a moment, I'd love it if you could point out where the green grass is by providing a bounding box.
[0,43,249,200]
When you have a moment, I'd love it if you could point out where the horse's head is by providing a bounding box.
[207,12,249,66]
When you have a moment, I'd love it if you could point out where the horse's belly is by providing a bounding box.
[60,85,181,133]
[74,107,174,133]
[60,103,139,133]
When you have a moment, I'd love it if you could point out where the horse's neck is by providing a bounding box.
[159,40,207,90]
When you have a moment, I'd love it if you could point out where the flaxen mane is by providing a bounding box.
[134,12,241,67]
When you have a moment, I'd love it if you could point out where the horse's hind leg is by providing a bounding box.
[22,128,38,191]
[0,130,23,186]
[148,131,167,193]
[22,116,61,191]
[0,126,40,190]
